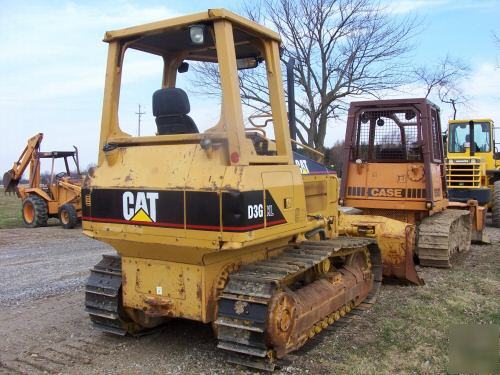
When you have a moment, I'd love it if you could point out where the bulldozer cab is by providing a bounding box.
[84,9,340,257]
[340,99,448,220]
[97,9,292,167]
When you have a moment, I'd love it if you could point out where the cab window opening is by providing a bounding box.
[112,20,289,161]
[353,109,423,162]
[448,122,491,153]
[118,48,220,137]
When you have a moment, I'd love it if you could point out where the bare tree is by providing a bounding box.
[438,85,469,120]
[493,32,500,47]
[492,32,500,68]
[192,0,418,152]
[324,140,344,175]
[413,55,470,119]
[413,55,470,99]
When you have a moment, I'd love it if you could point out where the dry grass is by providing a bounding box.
[283,233,499,374]
[0,192,61,229]
[0,193,23,229]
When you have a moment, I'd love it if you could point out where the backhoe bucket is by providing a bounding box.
[339,213,424,285]
[3,170,19,193]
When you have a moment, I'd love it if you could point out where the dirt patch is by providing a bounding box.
[0,225,498,374]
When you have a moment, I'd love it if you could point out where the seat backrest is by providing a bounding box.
[152,88,199,135]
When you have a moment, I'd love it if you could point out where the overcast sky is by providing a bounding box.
[1,0,499,175]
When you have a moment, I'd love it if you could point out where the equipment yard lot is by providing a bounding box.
[0,225,496,374]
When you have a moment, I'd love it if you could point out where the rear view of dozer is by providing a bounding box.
[339,99,485,284]
[4,133,83,228]
[83,9,382,370]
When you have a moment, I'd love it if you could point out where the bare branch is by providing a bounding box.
[192,0,419,151]
[438,85,470,120]
[413,55,470,99]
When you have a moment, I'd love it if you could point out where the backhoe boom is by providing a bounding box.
[3,133,43,192]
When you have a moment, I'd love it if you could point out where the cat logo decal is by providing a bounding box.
[122,191,159,222]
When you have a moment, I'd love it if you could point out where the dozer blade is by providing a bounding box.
[3,170,19,193]
[448,200,489,244]
[338,213,424,285]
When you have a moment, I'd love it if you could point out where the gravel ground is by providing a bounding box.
[0,226,113,308]
[0,224,498,374]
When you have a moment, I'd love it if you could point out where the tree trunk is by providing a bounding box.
[315,110,329,154]
[451,99,457,120]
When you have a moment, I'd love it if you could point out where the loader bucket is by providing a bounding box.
[338,214,424,285]
[3,170,19,193]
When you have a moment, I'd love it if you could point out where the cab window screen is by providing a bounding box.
[353,109,422,162]
[431,110,443,162]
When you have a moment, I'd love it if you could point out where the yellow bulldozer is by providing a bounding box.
[3,133,83,228]
[445,119,500,226]
[81,9,433,370]
[82,9,460,370]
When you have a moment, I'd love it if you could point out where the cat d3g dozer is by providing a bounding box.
[83,9,385,371]
[3,133,83,228]
[339,99,486,285]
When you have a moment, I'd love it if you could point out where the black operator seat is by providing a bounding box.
[152,88,199,135]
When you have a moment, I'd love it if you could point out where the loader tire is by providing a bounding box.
[22,195,48,228]
[59,204,78,229]
[492,181,500,228]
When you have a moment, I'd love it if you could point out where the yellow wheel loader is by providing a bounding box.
[81,9,413,370]
[3,133,83,228]
[445,119,500,226]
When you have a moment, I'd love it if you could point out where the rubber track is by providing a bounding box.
[417,209,471,268]
[214,237,382,371]
[84,255,128,335]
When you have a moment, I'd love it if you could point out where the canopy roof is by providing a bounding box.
[103,9,281,62]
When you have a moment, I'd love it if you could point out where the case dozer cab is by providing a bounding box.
[339,99,486,285]
[83,9,388,370]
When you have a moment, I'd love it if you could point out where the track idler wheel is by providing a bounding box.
[267,292,297,355]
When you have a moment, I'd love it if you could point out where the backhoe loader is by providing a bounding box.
[339,99,486,285]
[3,133,83,228]
[79,9,425,370]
